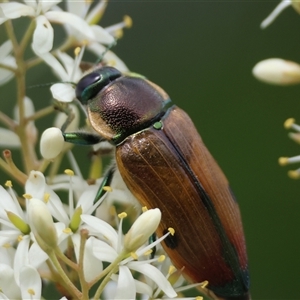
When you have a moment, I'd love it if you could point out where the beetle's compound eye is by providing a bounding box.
[76,67,122,105]
[76,72,102,104]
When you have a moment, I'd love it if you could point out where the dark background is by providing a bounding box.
[1,1,300,299]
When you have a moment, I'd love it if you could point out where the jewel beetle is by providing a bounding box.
[63,66,250,299]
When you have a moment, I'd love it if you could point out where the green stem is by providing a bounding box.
[26,105,55,122]
[19,19,36,53]
[4,20,19,54]
[78,230,90,300]
[0,63,17,73]
[92,251,127,300]
[1,150,28,185]
[0,110,16,130]
[4,19,44,175]
[48,250,82,299]
[54,246,78,271]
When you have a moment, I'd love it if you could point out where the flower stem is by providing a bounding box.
[19,19,36,53]
[5,19,33,173]
[78,229,90,300]
[92,251,127,300]
[0,110,16,130]
[26,105,55,122]
[2,150,27,185]
[48,249,82,299]
[54,246,78,271]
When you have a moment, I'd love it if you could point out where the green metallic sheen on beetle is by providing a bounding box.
[74,66,250,299]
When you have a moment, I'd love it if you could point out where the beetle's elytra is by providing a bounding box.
[66,66,250,299]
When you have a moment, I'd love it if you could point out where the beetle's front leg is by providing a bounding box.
[63,131,105,146]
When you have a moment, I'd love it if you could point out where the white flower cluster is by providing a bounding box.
[252,2,300,178]
[0,171,177,299]
[0,1,205,299]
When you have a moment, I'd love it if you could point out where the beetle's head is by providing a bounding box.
[75,66,172,145]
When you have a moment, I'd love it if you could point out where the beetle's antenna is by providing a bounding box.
[95,39,117,65]
[27,81,77,90]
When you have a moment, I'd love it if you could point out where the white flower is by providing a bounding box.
[48,49,84,103]
[82,210,177,299]
[252,58,300,85]
[0,244,42,300]
[0,0,106,55]
[0,184,48,280]
[62,0,114,45]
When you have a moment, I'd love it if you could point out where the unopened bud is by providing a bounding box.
[124,208,161,252]
[27,198,57,251]
[40,127,64,160]
[252,58,300,85]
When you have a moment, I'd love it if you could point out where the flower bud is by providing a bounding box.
[124,208,161,252]
[40,127,64,160]
[252,58,300,85]
[27,198,57,251]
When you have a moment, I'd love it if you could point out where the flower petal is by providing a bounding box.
[0,264,21,299]
[40,0,61,13]
[114,265,136,299]
[25,170,47,200]
[91,25,114,44]
[65,1,89,18]
[0,230,20,247]
[0,244,15,265]
[19,265,41,300]
[35,52,69,81]
[0,292,9,300]
[87,42,128,72]
[81,214,118,249]
[28,242,48,269]
[127,262,177,298]
[32,15,54,54]
[45,11,95,40]
[0,186,23,219]
[83,237,103,282]
[92,238,118,262]
[50,83,75,102]
[13,235,30,285]
[0,3,35,19]
[85,1,107,24]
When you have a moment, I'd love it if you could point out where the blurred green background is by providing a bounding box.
[1,1,300,299]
